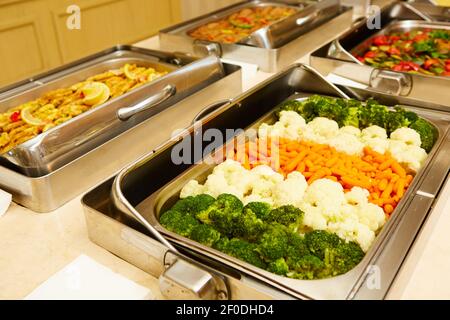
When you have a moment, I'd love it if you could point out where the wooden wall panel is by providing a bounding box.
[180,0,241,20]
[0,17,47,84]
[0,0,182,86]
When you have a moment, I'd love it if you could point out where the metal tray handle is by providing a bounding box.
[191,99,231,125]
[117,84,176,121]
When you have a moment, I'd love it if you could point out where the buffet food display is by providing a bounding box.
[102,64,450,300]
[160,0,351,72]
[0,64,167,155]
[0,46,242,211]
[311,2,450,107]
[1,0,449,301]
[353,28,450,77]
[188,6,298,44]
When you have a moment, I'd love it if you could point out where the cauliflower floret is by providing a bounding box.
[328,133,365,156]
[357,203,386,232]
[278,111,307,129]
[303,179,346,217]
[399,145,428,172]
[258,122,283,138]
[328,220,375,252]
[300,126,327,144]
[361,125,388,140]
[180,180,205,198]
[364,137,389,154]
[272,171,307,207]
[203,172,242,199]
[345,187,370,206]
[213,160,253,194]
[388,140,407,158]
[300,203,328,230]
[390,127,421,147]
[340,126,361,137]
[306,117,339,139]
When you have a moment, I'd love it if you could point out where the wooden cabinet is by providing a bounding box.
[0,0,181,87]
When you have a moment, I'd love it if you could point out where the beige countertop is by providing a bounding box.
[1,2,450,299]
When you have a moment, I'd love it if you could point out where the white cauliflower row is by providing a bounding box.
[181,160,386,252]
[259,111,428,172]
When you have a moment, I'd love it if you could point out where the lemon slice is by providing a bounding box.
[124,64,138,80]
[82,82,110,106]
[21,106,45,126]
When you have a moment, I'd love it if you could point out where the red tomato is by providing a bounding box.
[373,35,390,46]
[445,64,450,72]
[389,35,400,42]
[364,51,377,58]
[443,71,450,77]
[392,64,403,71]
[356,56,365,62]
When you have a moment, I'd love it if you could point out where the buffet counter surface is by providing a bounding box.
[2,11,450,299]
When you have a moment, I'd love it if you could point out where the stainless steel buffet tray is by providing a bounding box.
[1,46,242,212]
[310,1,450,108]
[159,0,353,72]
[82,64,450,299]
[406,0,450,21]
[0,46,227,176]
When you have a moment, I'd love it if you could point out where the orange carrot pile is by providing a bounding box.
[226,137,413,216]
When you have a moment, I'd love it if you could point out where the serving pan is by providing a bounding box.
[159,0,353,72]
[310,1,450,108]
[82,64,450,299]
[1,46,242,212]
[0,46,229,176]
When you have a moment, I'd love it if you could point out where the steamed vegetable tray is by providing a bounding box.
[354,29,450,77]
[160,95,437,280]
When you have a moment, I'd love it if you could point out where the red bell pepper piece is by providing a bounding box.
[10,111,21,122]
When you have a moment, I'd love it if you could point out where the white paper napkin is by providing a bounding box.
[25,255,154,300]
[0,189,12,218]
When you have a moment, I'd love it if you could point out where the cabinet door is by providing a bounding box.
[0,0,60,86]
[51,0,181,63]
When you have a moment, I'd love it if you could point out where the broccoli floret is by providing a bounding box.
[233,208,266,242]
[286,233,311,270]
[190,224,222,247]
[243,202,272,220]
[171,194,215,216]
[275,100,303,117]
[339,106,360,128]
[410,118,437,152]
[304,230,341,260]
[196,194,243,235]
[330,241,365,275]
[212,236,230,251]
[288,255,325,280]
[267,258,290,276]
[385,107,419,134]
[224,238,267,269]
[359,99,389,128]
[264,205,304,232]
[314,97,342,122]
[159,209,200,237]
[257,224,289,261]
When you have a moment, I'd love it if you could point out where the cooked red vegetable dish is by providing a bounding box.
[188,6,297,44]
[355,29,450,77]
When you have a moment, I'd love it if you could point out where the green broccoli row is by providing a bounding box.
[159,193,365,280]
[276,95,437,152]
